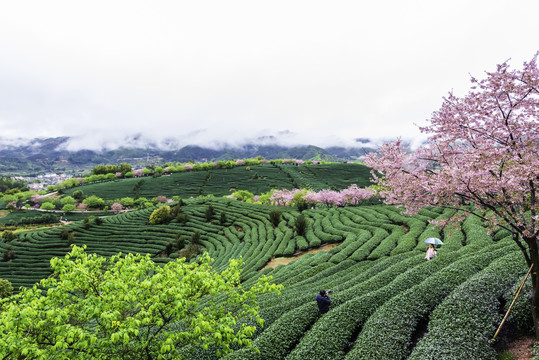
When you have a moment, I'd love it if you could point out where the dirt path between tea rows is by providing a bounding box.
[262,243,341,270]
[505,336,535,359]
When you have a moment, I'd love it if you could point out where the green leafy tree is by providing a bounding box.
[1,230,17,242]
[82,195,105,209]
[40,202,56,211]
[60,196,76,206]
[205,205,215,222]
[177,212,189,224]
[220,212,227,226]
[60,229,72,240]
[119,197,135,207]
[148,205,171,225]
[72,190,85,201]
[295,214,307,236]
[169,204,181,219]
[133,179,145,200]
[231,190,255,203]
[0,246,281,359]
[61,204,76,212]
[119,162,132,175]
[269,210,282,227]
[134,197,149,208]
[2,250,16,262]
[0,278,13,298]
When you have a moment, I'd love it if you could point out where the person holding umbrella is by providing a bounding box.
[424,237,442,260]
[425,244,437,260]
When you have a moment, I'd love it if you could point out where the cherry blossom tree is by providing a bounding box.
[365,55,539,337]
[111,202,124,214]
[341,184,375,205]
[269,189,297,206]
[133,169,144,177]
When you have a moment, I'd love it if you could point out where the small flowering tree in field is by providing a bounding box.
[31,194,44,204]
[111,202,124,214]
[236,159,245,166]
[304,189,344,207]
[341,184,375,205]
[365,55,539,337]
[183,164,193,171]
[156,195,168,204]
[133,169,144,177]
[270,189,305,206]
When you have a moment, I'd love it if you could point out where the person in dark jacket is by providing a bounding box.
[315,289,331,314]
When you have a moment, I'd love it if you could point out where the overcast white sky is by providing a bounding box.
[0,1,538,150]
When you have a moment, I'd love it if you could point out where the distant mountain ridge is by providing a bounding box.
[0,136,379,176]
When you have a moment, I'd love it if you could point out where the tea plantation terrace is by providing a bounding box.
[0,197,526,359]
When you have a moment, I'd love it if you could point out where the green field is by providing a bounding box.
[0,195,527,359]
[63,163,373,200]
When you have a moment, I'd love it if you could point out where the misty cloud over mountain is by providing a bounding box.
[0,130,409,153]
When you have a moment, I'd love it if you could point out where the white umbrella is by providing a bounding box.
[424,237,443,245]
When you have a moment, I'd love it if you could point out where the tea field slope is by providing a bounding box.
[63,163,372,199]
[0,197,525,359]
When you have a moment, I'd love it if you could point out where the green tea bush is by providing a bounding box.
[345,244,515,360]
[225,304,319,360]
[408,251,525,360]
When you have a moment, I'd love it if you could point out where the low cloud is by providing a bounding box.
[55,129,407,153]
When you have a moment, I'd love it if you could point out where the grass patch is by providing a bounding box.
[496,351,515,360]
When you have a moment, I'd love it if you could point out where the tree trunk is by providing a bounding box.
[529,238,539,340]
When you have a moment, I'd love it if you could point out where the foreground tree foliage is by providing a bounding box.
[366,55,539,337]
[0,246,281,359]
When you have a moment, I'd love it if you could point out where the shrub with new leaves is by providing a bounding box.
[0,278,13,298]
[0,245,282,359]
[148,205,171,225]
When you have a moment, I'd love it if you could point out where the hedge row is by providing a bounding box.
[408,250,525,359]
[345,241,515,359]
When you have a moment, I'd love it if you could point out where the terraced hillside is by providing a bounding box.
[0,197,526,359]
[63,163,372,199]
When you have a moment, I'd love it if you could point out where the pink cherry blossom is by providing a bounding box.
[366,54,539,335]
[111,202,124,214]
